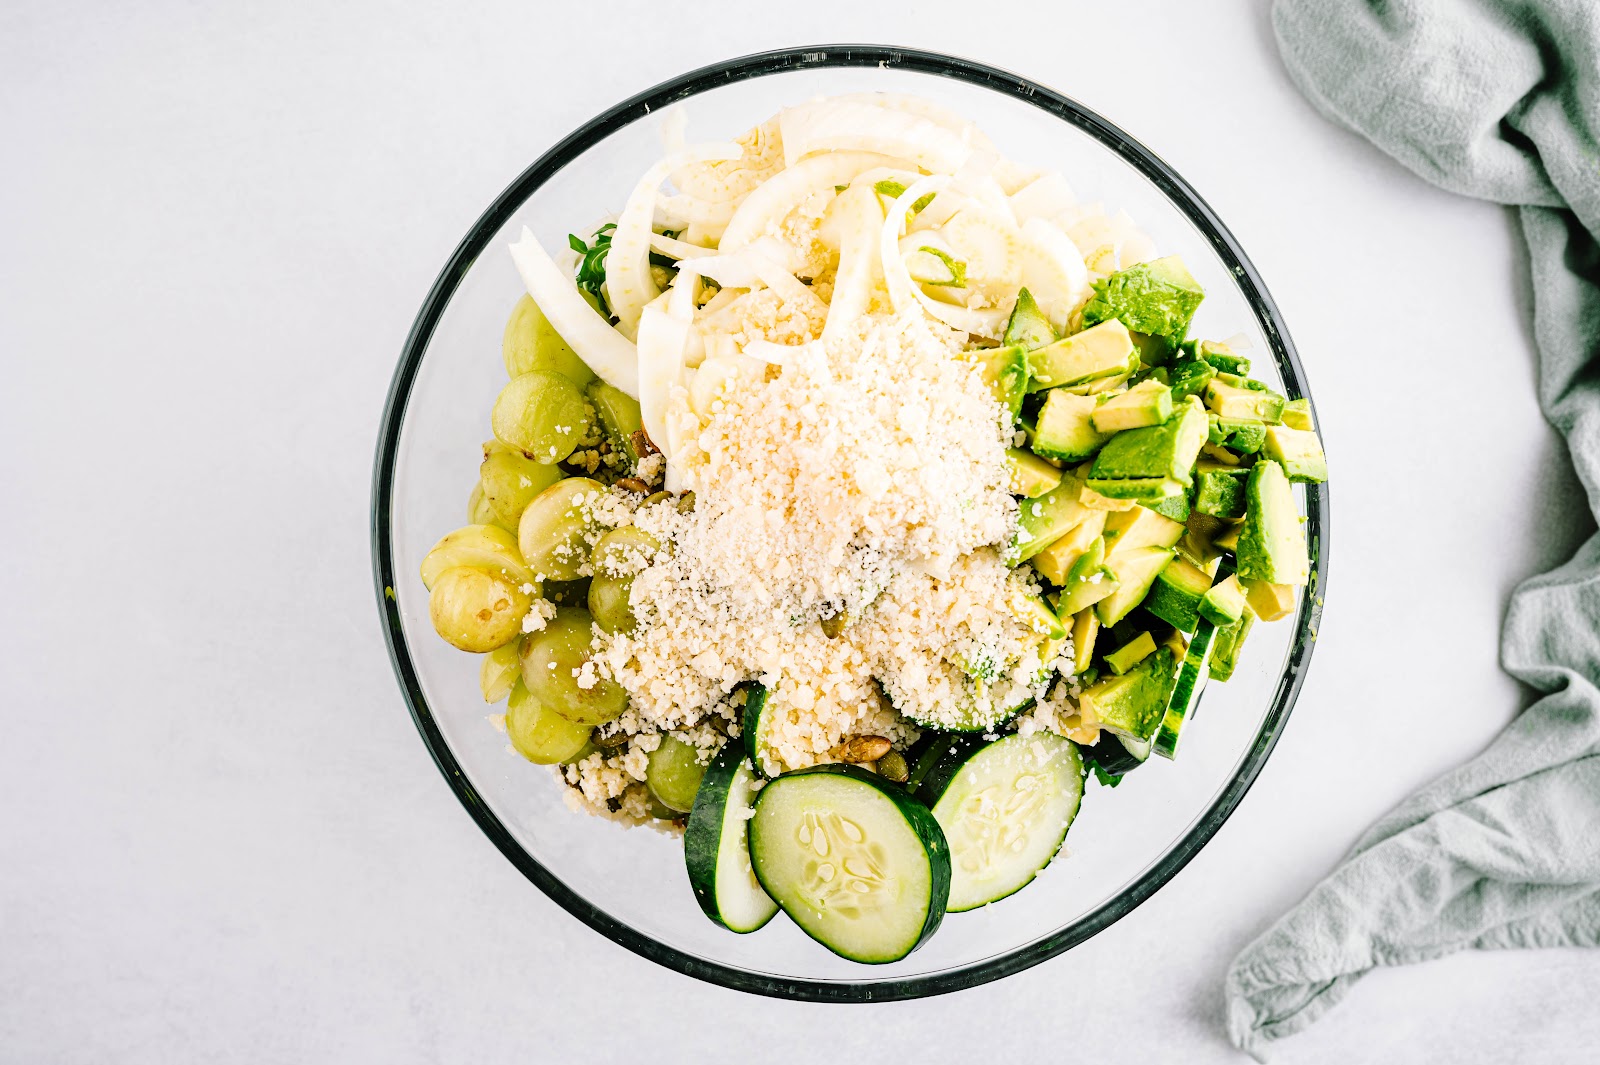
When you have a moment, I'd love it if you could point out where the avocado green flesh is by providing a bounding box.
[1027,319,1135,391]
[1141,556,1214,632]
[1236,459,1310,586]
[1011,475,1094,563]
[1033,389,1112,462]
[975,345,1029,421]
[1079,647,1179,742]
[1194,467,1248,519]
[1263,425,1328,483]
[1004,288,1057,350]
[1090,380,1173,433]
[1089,401,1209,486]
[1007,448,1063,498]
[1080,256,1205,339]
[1208,605,1256,682]
[1094,545,1175,626]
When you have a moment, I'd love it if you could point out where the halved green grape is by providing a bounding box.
[428,566,531,652]
[502,293,596,387]
[467,481,515,533]
[420,524,537,593]
[480,448,564,530]
[592,525,661,578]
[506,680,593,764]
[480,638,524,703]
[518,477,603,581]
[647,735,708,813]
[586,379,643,466]
[492,371,594,465]
[588,573,636,634]
[517,606,628,725]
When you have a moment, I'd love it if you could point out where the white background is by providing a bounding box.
[3,1,1596,1062]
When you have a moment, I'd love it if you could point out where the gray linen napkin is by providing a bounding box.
[1224,0,1600,1056]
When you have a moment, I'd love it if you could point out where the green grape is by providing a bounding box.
[591,526,661,578]
[588,573,636,634]
[428,566,531,652]
[585,379,643,465]
[518,606,628,725]
[420,524,537,593]
[646,735,708,813]
[505,680,593,764]
[492,371,594,464]
[480,638,523,702]
[502,294,596,387]
[467,481,509,533]
[517,476,603,581]
[480,448,564,529]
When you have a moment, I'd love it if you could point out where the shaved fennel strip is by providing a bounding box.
[649,232,716,260]
[777,99,973,174]
[822,185,885,342]
[508,227,639,396]
[717,151,906,253]
[636,297,691,474]
[880,177,1007,339]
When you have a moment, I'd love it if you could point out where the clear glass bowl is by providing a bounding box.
[371,45,1328,1001]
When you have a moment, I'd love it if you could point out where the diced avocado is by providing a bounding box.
[1071,608,1100,675]
[1003,288,1057,350]
[1089,400,1210,485]
[1033,390,1112,462]
[1007,448,1063,498]
[1193,465,1249,519]
[1197,340,1250,375]
[973,345,1029,421]
[1078,481,1139,511]
[1236,459,1310,586]
[1011,473,1095,563]
[1199,573,1247,627]
[1079,648,1179,742]
[1103,505,1186,558]
[1178,512,1228,569]
[1059,537,1119,616]
[1095,545,1175,626]
[1166,358,1216,403]
[1129,330,1180,368]
[1215,417,1266,454]
[1028,319,1136,391]
[1214,522,1241,552]
[1240,577,1296,621]
[1146,490,1190,522]
[1030,508,1107,584]
[1009,587,1067,641]
[1205,380,1286,422]
[1263,425,1328,483]
[1142,556,1214,631]
[1080,256,1205,339]
[1105,631,1156,675]
[1085,476,1185,501]
[1209,605,1255,682]
[1281,397,1315,431]
[1091,379,1174,433]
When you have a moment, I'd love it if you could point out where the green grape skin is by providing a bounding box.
[503,294,596,387]
[420,524,537,593]
[517,606,628,725]
[480,447,564,530]
[505,680,593,764]
[480,639,523,702]
[518,477,603,581]
[585,379,643,465]
[492,371,594,465]
[588,573,635,634]
[646,735,708,813]
[467,481,515,533]
[591,526,661,578]
[428,566,531,652]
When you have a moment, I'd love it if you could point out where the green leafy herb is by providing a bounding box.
[873,179,937,219]
[912,246,967,288]
[568,223,617,316]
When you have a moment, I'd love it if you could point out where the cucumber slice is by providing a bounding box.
[740,682,775,776]
[1085,730,1152,776]
[917,733,1084,911]
[1153,618,1216,760]
[749,764,950,963]
[684,743,779,933]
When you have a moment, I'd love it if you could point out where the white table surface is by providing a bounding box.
[4,1,1597,1061]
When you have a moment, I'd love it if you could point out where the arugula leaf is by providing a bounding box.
[568,223,617,317]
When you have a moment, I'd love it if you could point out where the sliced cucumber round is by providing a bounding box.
[749,764,950,963]
[916,732,1083,911]
[683,742,778,934]
[1084,729,1151,777]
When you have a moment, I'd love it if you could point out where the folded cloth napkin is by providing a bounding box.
[1225,0,1600,1056]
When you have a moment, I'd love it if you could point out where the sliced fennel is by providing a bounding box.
[508,227,639,397]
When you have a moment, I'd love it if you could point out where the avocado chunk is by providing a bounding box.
[1104,631,1157,675]
[1070,608,1100,675]
[1091,379,1174,433]
[1010,473,1094,563]
[1058,536,1119,616]
[1007,448,1063,498]
[1145,491,1191,522]
[1084,475,1186,501]
[1208,605,1255,682]
[1033,390,1113,462]
[1142,556,1215,631]
[1240,577,1296,621]
[1236,459,1310,586]
[1281,397,1315,431]
[1166,357,1216,403]
[1104,505,1186,558]
[1078,480,1140,511]
[1199,573,1248,627]
[1197,340,1250,375]
[1094,545,1176,626]
[1030,508,1106,584]
[1079,647,1180,742]
[1179,512,1229,569]
[1080,256,1205,339]
[1009,587,1067,641]
[1028,319,1136,391]
[1089,400,1210,485]
[1004,288,1057,350]
[1214,521,1241,552]
[1193,464,1249,519]
[973,344,1029,421]
[1212,416,1267,454]
[1263,425,1328,483]
[1205,379,1286,423]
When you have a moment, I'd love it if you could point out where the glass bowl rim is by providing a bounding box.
[370,43,1330,1003]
